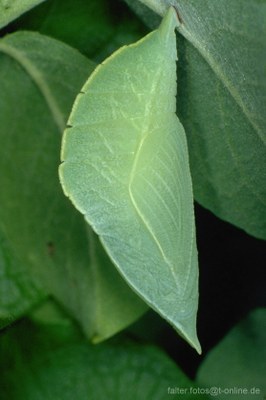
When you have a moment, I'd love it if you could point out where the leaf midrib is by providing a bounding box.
[178,25,266,146]
[0,40,65,133]
[177,24,266,206]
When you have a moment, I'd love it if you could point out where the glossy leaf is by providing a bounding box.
[0,31,146,338]
[129,0,266,239]
[0,0,45,28]
[60,8,200,353]
[0,320,209,400]
[197,309,266,399]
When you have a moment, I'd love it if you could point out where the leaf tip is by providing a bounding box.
[171,311,201,354]
[182,327,202,355]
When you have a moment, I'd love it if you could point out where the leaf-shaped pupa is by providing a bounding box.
[59,7,201,353]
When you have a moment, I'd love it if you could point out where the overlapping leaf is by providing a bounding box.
[0,0,45,28]
[0,319,209,400]
[0,31,146,338]
[0,231,46,328]
[7,0,148,61]
[60,8,200,352]
[129,0,266,239]
[197,309,266,399]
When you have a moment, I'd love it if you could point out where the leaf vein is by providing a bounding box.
[178,26,266,146]
[0,41,65,132]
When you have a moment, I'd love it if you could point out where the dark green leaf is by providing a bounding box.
[0,0,45,28]
[9,0,148,60]
[197,309,266,399]
[0,231,46,329]
[124,0,160,29]
[0,319,208,400]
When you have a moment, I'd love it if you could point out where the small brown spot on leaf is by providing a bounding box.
[46,241,55,257]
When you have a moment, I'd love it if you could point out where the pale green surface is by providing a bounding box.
[197,309,266,400]
[0,31,146,340]
[0,0,45,28]
[60,8,200,353]
[0,320,209,400]
[131,0,266,239]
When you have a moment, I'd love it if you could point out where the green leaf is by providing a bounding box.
[0,0,45,28]
[0,31,146,339]
[0,319,208,400]
[60,8,200,353]
[197,309,266,399]
[9,0,148,61]
[124,0,160,29]
[0,231,46,329]
[131,0,266,239]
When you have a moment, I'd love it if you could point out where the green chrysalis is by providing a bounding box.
[59,7,201,353]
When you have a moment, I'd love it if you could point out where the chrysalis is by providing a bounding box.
[59,7,201,353]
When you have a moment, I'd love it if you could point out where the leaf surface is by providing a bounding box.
[60,8,200,352]
[197,309,266,399]
[0,31,146,338]
[130,0,266,239]
[0,320,209,400]
[0,0,45,28]
[0,231,46,329]
[8,0,148,61]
